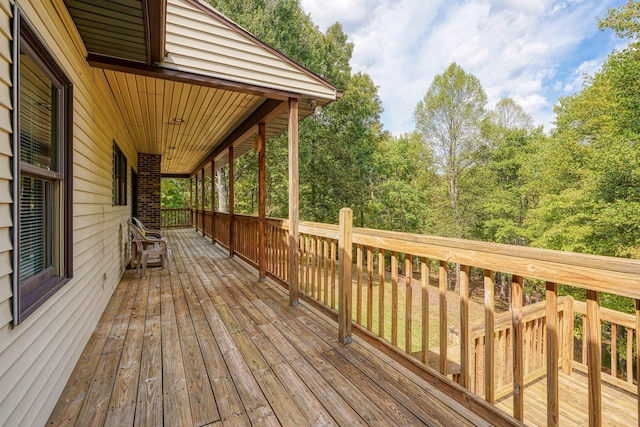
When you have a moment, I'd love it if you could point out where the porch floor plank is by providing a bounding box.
[48,229,494,426]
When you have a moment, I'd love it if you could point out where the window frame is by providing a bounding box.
[12,8,73,325]
[112,141,127,206]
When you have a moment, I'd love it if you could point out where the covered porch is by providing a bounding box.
[48,229,497,426]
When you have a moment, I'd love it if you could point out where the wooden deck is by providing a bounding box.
[496,370,638,426]
[48,229,495,427]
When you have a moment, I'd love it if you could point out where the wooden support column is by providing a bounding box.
[258,122,266,281]
[229,146,235,258]
[338,207,353,344]
[288,98,299,306]
[201,168,205,237]
[195,174,199,231]
[546,282,559,427]
[586,290,601,427]
[512,275,524,421]
[211,160,216,244]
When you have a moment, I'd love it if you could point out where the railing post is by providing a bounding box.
[512,275,524,421]
[586,290,601,427]
[562,296,574,374]
[338,207,353,344]
[288,98,299,306]
[546,282,559,427]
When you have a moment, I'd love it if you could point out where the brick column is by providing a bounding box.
[137,153,161,229]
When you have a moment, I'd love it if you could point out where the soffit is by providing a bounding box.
[63,0,148,63]
[104,70,317,175]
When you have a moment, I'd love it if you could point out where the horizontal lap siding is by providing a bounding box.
[164,0,337,100]
[0,0,136,425]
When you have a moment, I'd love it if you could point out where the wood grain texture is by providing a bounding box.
[586,290,601,427]
[511,275,524,421]
[51,229,520,427]
[546,282,559,427]
[338,207,353,344]
[483,269,494,403]
[288,98,299,305]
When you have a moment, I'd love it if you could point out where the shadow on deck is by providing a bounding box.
[48,229,494,426]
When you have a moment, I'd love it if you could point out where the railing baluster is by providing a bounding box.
[484,269,495,403]
[331,240,337,309]
[627,327,633,384]
[460,264,470,388]
[439,260,448,375]
[405,254,413,355]
[378,249,385,339]
[391,251,398,346]
[367,247,373,331]
[421,257,429,365]
[512,275,524,421]
[562,296,574,374]
[546,282,559,427]
[586,290,601,427]
[357,244,363,324]
[323,239,329,305]
[611,323,617,379]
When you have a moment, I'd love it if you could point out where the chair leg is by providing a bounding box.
[141,252,149,277]
[167,249,173,275]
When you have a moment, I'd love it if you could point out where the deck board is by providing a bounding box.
[49,229,503,426]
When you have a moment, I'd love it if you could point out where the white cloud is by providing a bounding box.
[300,0,626,134]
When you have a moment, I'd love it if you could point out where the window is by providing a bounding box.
[13,11,73,324]
[112,142,127,206]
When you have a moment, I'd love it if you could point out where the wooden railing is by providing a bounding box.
[469,297,574,399]
[161,208,192,228]
[190,208,640,425]
[248,209,640,426]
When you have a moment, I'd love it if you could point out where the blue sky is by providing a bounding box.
[299,0,629,135]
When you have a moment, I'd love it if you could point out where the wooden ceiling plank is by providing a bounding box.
[191,98,285,174]
[136,74,152,152]
[188,87,226,150]
[124,72,146,152]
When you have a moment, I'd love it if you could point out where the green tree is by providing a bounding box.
[414,63,488,238]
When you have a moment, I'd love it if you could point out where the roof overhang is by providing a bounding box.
[63,0,340,177]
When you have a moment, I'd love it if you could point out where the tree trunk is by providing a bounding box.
[217,166,228,213]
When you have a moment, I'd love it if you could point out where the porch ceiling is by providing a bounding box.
[65,0,338,176]
[102,69,316,175]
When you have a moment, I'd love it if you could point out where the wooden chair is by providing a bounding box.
[132,216,163,239]
[128,220,173,277]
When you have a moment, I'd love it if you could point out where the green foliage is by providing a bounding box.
[161,178,190,208]
[414,63,488,238]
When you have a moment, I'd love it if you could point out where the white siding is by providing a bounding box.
[163,0,338,100]
[0,0,137,425]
